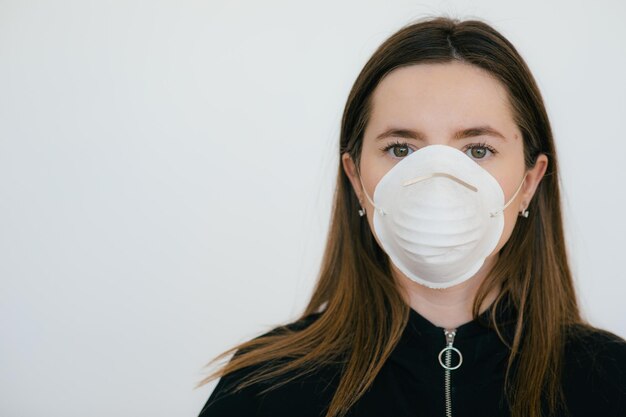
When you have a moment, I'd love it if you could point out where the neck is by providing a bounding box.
[394,253,501,329]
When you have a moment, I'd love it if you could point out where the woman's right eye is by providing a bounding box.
[379,141,415,159]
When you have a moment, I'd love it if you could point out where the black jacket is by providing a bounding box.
[198,300,626,417]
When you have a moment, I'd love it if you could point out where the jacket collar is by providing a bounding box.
[405,294,518,340]
[389,294,519,386]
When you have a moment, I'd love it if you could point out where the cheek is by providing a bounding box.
[358,168,387,248]
[487,167,527,254]
[490,205,519,255]
[487,184,523,255]
[359,150,392,207]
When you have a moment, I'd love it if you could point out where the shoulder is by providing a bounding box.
[560,325,626,415]
[198,312,327,417]
[564,324,626,364]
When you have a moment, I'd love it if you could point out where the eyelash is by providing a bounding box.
[379,140,498,160]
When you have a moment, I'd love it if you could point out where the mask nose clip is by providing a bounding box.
[402,172,478,192]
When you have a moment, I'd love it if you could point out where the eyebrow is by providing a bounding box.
[375,125,507,141]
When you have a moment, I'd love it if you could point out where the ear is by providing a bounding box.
[520,153,549,210]
[341,152,363,203]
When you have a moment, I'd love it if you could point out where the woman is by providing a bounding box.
[196,16,626,417]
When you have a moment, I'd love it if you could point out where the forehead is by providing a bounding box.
[369,62,514,129]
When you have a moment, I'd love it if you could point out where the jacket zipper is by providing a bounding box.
[438,328,463,417]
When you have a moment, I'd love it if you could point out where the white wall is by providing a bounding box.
[1,1,624,416]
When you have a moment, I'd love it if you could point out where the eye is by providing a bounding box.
[379,140,415,159]
[463,142,498,160]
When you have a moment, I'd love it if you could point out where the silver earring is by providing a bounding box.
[519,208,529,218]
[358,200,366,217]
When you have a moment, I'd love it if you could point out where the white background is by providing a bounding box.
[1,1,625,416]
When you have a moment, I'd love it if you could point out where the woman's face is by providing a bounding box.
[342,61,548,284]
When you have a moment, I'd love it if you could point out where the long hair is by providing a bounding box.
[197,15,596,417]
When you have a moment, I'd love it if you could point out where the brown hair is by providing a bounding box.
[197,15,597,417]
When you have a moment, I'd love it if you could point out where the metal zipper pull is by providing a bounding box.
[438,328,463,417]
[438,328,463,370]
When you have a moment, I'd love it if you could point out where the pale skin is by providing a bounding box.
[342,61,548,329]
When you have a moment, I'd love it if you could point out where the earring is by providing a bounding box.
[358,200,366,217]
[519,207,529,218]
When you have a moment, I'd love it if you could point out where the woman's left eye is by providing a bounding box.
[463,142,498,160]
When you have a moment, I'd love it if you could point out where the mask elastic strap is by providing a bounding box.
[359,170,528,218]
[489,172,528,218]
[357,172,387,216]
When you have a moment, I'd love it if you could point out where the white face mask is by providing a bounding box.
[358,144,527,289]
